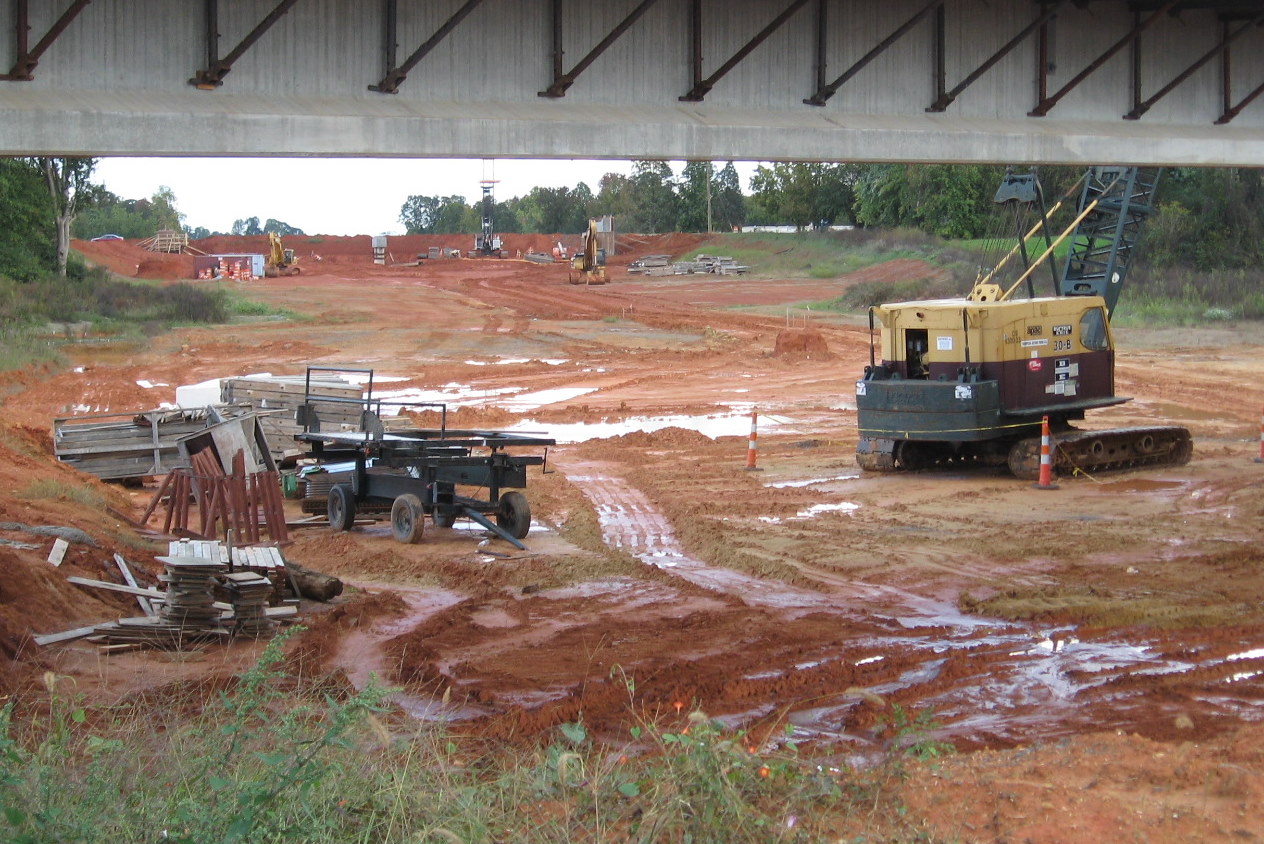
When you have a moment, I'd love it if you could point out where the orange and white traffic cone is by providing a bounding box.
[745,411,761,471]
[1255,405,1263,464]
[1034,415,1059,490]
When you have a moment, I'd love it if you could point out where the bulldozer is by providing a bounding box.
[855,166,1191,480]
[568,218,607,285]
[265,232,300,277]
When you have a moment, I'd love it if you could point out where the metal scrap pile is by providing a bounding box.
[626,254,750,276]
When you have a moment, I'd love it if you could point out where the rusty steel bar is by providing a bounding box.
[686,0,702,97]
[927,0,1068,112]
[382,0,398,79]
[1125,10,1264,119]
[1029,0,1178,116]
[370,0,485,94]
[681,0,812,102]
[190,0,302,89]
[804,0,943,107]
[3,0,92,80]
[812,0,827,94]
[539,0,662,98]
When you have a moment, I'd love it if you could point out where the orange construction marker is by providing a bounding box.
[1034,415,1059,490]
[745,411,761,471]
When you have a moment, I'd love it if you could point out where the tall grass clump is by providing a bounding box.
[0,635,954,843]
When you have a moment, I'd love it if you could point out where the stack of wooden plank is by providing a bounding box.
[223,572,274,636]
[142,450,288,542]
[221,375,363,459]
[156,555,225,628]
[52,407,222,481]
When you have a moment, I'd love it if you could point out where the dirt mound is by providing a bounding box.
[773,328,831,359]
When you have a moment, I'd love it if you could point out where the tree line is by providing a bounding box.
[2,156,1262,285]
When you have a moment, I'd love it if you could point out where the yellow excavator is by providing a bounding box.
[265,232,301,277]
[568,219,607,285]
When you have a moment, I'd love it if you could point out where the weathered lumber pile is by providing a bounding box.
[37,541,306,651]
[221,375,363,459]
[142,449,288,542]
[51,407,233,481]
[223,572,275,637]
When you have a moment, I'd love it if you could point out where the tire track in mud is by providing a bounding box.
[312,466,1264,755]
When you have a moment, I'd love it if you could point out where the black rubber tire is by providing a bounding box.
[495,491,531,539]
[327,484,356,532]
[431,511,456,528]
[391,494,424,544]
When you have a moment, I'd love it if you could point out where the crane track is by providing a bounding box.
[1007,425,1193,480]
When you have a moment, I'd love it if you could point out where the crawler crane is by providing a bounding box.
[855,167,1191,479]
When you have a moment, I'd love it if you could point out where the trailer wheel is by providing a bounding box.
[391,494,425,544]
[496,491,531,539]
[432,512,456,528]
[327,484,355,531]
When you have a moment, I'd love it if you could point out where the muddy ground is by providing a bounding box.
[1,234,1262,842]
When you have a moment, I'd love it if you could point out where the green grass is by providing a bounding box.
[678,231,935,280]
[0,634,945,844]
[14,478,105,509]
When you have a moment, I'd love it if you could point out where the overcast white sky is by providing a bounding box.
[93,157,761,237]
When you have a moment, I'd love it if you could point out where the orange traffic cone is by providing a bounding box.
[1034,415,1059,490]
[745,411,762,471]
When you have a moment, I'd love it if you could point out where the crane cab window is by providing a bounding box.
[904,329,930,379]
[1079,308,1108,351]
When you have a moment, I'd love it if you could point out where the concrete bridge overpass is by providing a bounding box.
[2,0,1263,165]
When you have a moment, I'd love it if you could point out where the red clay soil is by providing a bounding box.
[8,234,1264,842]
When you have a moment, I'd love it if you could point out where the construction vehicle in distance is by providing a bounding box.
[472,180,507,258]
[568,218,607,285]
[265,232,300,277]
[855,166,1191,480]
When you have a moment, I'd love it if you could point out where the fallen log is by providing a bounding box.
[284,561,343,602]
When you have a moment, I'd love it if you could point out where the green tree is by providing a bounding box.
[677,161,714,233]
[399,194,471,234]
[35,157,96,276]
[263,218,305,236]
[519,186,589,233]
[0,158,55,281]
[231,216,262,236]
[626,160,678,233]
[713,162,746,232]
[748,163,855,230]
[1140,167,1264,269]
[852,164,1000,238]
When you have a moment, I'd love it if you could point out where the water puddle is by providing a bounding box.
[765,474,860,488]
[565,463,832,609]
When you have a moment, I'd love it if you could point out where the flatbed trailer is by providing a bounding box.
[293,367,554,548]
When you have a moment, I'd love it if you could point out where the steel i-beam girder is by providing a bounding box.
[539,0,663,98]
[370,0,485,94]
[1030,0,1178,116]
[680,0,813,102]
[926,0,1070,112]
[2,0,91,81]
[190,0,303,89]
[804,0,943,107]
[1125,7,1264,119]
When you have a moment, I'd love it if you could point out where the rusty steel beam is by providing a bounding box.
[2,0,92,81]
[680,0,812,102]
[804,0,943,107]
[811,0,827,95]
[1028,0,1179,116]
[927,0,1069,112]
[539,0,663,98]
[1125,9,1264,119]
[370,0,485,94]
[190,0,302,89]
[1216,18,1264,124]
